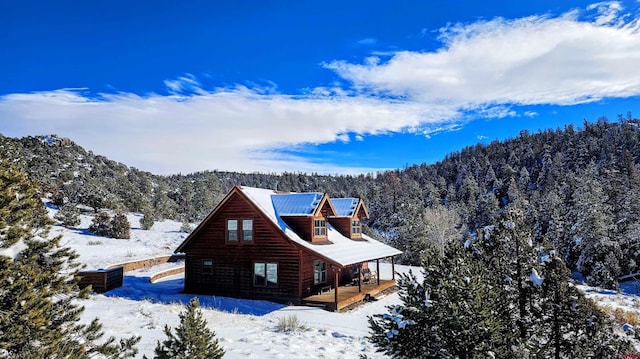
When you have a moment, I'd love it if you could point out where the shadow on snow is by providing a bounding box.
[103,275,285,316]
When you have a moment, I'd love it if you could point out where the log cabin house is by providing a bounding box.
[174,186,402,311]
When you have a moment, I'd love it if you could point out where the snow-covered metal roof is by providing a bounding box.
[331,198,359,217]
[271,192,324,216]
[240,186,402,267]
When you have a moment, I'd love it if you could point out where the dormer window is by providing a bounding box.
[313,219,326,237]
[351,220,361,235]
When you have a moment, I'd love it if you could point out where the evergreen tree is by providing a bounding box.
[569,163,621,288]
[89,211,112,237]
[369,243,508,358]
[110,211,131,239]
[154,297,225,359]
[0,160,51,248]
[0,161,140,358]
[477,207,539,342]
[140,207,155,230]
[54,202,81,228]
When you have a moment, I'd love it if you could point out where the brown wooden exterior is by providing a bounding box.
[329,217,360,240]
[76,266,124,293]
[328,198,369,240]
[175,186,399,309]
[177,189,339,303]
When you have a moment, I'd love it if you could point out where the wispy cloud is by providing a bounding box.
[0,87,455,174]
[326,2,640,107]
[357,38,378,45]
[2,2,640,174]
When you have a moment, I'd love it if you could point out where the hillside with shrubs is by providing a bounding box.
[3,115,640,290]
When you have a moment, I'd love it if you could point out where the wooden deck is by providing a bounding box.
[302,279,397,311]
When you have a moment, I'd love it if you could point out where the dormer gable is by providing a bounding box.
[328,198,370,240]
[271,192,336,243]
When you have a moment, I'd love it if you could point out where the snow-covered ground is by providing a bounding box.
[44,204,640,357]
[46,205,415,358]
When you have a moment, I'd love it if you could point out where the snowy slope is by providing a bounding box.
[45,204,639,357]
[45,204,412,358]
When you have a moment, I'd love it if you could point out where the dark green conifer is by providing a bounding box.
[140,207,155,230]
[110,211,131,239]
[154,297,225,359]
[89,211,112,237]
[0,160,140,358]
[54,202,81,228]
[369,243,508,358]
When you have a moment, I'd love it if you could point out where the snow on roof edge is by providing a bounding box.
[239,186,402,267]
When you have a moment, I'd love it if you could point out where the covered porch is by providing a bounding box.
[302,279,397,311]
[302,257,399,311]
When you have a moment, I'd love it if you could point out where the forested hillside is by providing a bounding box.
[2,115,640,288]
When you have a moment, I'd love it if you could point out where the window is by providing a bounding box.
[242,219,253,241]
[313,219,326,237]
[202,259,213,274]
[227,219,238,241]
[254,262,278,287]
[351,220,361,234]
[314,260,326,284]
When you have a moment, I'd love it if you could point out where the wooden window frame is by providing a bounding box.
[313,218,326,237]
[242,219,253,242]
[202,259,213,274]
[253,262,278,287]
[227,219,238,242]
[313,260,327,284]
[351,219,361,235]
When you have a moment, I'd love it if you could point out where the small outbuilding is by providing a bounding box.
[76,266,124,293]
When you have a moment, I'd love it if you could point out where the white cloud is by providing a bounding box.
[587,1,624,25]
[0,87,455,174]
[325,2,640,107]
[3,2,640,174]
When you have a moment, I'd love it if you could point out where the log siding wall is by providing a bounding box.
[182,192,304,302]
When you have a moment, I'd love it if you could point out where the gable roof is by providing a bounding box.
[271,192,336,217]
[175,186,401,267]
[331,198,369,219]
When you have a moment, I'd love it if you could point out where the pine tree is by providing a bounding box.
[0,160,52,248]
[89,211,112,237]
[154,297,225,359]
[54,202,81,228]
[110,211,131,239]
[0,161,140,357]
[369,243,508,358]
[140,207,155,230]
[569,162,621,288]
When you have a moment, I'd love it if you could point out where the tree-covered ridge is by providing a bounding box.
[3,116,640,288]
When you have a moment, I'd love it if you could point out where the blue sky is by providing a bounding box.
[2,1,640,174]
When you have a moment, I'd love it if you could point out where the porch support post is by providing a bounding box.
[358,263,362,293]
[376,259,380,285]
[297,250,303,299]
[391,256,396,280]
[334,269,339,308]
